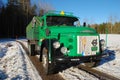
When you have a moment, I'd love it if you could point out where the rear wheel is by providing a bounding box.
[28,42,35,56]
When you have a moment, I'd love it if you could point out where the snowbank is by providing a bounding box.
[0,40,42,80]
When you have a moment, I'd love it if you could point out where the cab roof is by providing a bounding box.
[44,11,77,18]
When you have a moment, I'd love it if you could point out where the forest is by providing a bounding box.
[0,0,52,38]
[0,0,120,38]
[91,22,120,34]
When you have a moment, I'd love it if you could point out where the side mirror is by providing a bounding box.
[45,28,51,36]
[83,22,86,27]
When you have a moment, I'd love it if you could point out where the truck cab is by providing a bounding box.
[26,11,105,74]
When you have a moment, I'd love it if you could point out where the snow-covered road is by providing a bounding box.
[0,40,42,80]
[0,34,120,80]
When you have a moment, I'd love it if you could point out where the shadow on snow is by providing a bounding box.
[99,48,115,65]
[0,70,8,79]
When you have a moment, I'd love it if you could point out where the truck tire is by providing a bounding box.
[28,43,35,56]
[42,47,55,75]
[84,60,100,67]
[94,60,101,67]
[84,62,96,67]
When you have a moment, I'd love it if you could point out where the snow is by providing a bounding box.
[0,34,120,80]
[100,34,120,47]
[59,67,99,80]
[0,39,42,80]
[96,34,120,78]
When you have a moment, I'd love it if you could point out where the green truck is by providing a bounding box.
[26,11,105,74]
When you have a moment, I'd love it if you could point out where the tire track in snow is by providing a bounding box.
[59,67,99,80]
[16,42,42,80]
[17,40,64,80]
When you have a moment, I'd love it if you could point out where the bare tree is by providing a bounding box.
[0,0,3,8]
[108,15,119,33]
[36,1,54,16]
